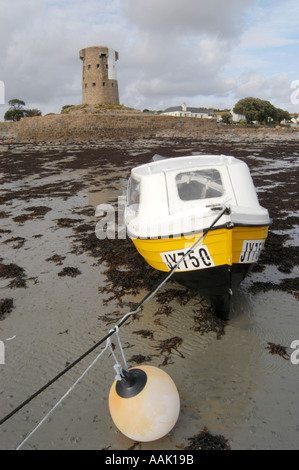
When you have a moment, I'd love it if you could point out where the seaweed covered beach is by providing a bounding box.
[0,136,298,450]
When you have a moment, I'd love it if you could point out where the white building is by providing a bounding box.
[163,103,216,119]
[290,114,299,126]
[230,109,246,123]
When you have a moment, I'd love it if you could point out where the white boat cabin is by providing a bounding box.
[125,155,269,239]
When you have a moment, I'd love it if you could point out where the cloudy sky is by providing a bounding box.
[0,0,298,120]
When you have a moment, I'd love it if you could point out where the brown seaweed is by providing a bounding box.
[58,267,81,277]
[0,298,14,320]
[266,342,290,360]
[183,426,231,450]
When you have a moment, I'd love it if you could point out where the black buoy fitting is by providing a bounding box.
[116,368,147,398]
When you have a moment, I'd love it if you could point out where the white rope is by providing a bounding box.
[17,327,130,450]
[16,342,110,450]
[114,326,129,372]
[107,327,129,380]
[107,333,123,381]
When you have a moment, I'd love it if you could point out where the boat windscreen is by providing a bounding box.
[176,169,224,201]
[127,176,140,211]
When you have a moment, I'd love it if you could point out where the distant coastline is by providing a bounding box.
[0,106,298,145]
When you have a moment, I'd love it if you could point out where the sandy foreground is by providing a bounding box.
[0,135,298,450]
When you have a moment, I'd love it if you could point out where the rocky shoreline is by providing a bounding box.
[1,109,299,145]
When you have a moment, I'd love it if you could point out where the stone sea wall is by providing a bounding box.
[0,111,298,144]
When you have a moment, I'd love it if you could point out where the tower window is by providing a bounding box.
[102,82,105,86]
[97,64,100,68]
[85,83,88,88]
[87,65,91,70]
[92,82,96,87]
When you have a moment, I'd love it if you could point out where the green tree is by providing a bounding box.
[24,108,42,117]
[275,108,291,124]
[257,100,277,124]
[61,105,74,113]
[7,98,25,109]
[233,97,262,124]
[221,112,232,124]
[233,97,290,125]
[4,99,41,121]
[4,99,26,121]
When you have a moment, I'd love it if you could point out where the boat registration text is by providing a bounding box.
[239,239,265,263]
[160,245,215,271]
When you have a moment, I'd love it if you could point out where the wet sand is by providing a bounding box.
[0,136,298,450]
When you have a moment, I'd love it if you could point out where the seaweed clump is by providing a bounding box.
[250,277,299,300]
[74,234,163,299]
[58,267,81,277]
[266,342,290,360]
[128,354,152,365]
[155,336,184,366]
[13,206,52,223]
[183,427,231,450]
[0,298,14,320]
[0,263,25,279]
[46,254,66,265]
[193,307,226,340]
[0,262,27,288]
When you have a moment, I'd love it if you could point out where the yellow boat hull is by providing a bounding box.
[130,225,268,319]
[131,226,268,272]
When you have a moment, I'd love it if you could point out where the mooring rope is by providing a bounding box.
[113,325,129,372]
[1,205,229,449]
[16,341,111,450]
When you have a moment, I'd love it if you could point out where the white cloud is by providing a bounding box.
[122,0,257,39]
[118,1,255,108]
[0,0,126,115]
[233,72,296,111]
[235,72,269,98]
[240,0,299,49]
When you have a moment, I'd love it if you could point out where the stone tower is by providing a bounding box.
[79,46,119,105]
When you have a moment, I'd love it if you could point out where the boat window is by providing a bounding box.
[176,169,224,201]
[127,176,140,210]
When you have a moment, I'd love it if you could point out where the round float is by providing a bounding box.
[109,365,180,442]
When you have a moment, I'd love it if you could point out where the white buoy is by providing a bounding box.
[109,365,180,442]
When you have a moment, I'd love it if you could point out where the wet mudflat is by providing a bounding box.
[0,136,298,450]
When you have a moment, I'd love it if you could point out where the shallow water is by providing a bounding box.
[0,138,298,450]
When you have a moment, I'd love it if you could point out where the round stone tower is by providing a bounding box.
[79,46,119,105]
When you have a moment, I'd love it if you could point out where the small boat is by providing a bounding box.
[124,154,270,319]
